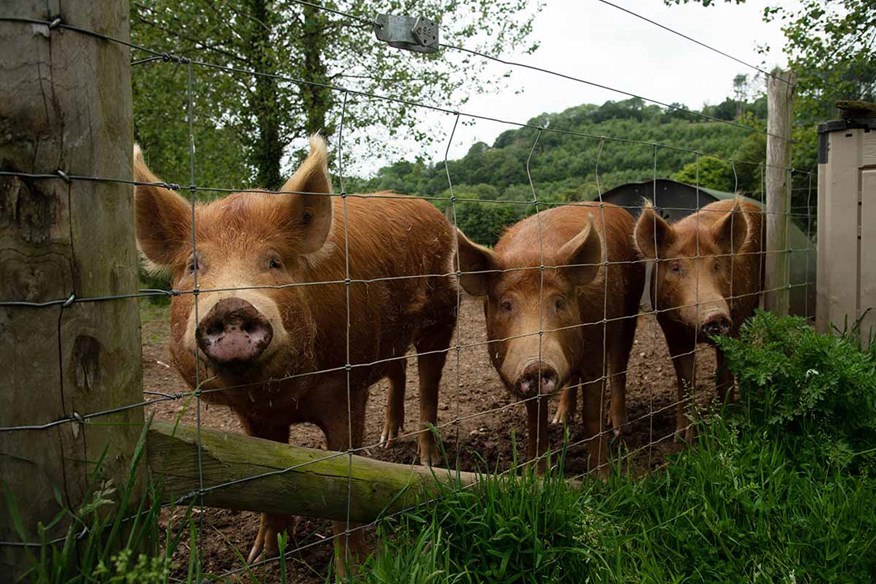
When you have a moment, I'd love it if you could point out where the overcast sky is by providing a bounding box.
[360,0,790,173]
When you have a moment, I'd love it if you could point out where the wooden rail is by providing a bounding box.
[147,422,482,522]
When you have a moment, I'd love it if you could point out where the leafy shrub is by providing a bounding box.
[715,310,876,471]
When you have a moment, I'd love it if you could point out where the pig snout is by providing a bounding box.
[196,298,274,365]
[700,313,732,341]
[515,361,559,398]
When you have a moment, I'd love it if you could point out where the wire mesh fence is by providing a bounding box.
[0,2,820,581]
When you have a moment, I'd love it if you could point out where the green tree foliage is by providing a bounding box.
[365,97,778,202]
[671,156,736,192]
[362,96,808,243]
[665,0,876,122]
[130,0,539,191]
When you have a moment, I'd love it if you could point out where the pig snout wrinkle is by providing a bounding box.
[196,298,274,365]
[516,361,558,397]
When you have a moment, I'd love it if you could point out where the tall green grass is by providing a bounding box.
[364,313,876,583]
[5,424,195,583]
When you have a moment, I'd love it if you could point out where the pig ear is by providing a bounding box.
[711,199,749,255]
[133,144,192,267]
[455,229,497,296]
[635,201,674,260]
[280,134,334,254]
[558,215,602,286]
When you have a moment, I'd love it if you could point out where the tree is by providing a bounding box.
[768,0,876,121]
[664,0,875,121]
[131,0,540,191]
[671,156,735,192]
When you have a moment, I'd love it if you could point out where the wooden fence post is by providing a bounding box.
[0,1,141,579]
[817,103,876,345]
[764,69,797,316]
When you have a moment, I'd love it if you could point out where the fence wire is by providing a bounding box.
[0,4,818,581]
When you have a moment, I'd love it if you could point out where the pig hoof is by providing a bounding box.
[418,443,439,467]
[380,425,402,448]
[247,534,278,564]
[247,513,293,564]
[551,408,572,425]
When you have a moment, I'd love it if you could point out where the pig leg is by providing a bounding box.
[580,377,610,475]
[551,381,577,425]
[414,320,455,466]
[241,421,296,564]
[607,316,637,436]
[323,388,370,578]
[524,397,550,474]
[380,358,407,448]
[715,347,734,404]
[666,337,697,442]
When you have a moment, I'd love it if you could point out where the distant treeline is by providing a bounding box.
[349,97,817,246]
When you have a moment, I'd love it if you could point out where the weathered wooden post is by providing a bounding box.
[816,101,876,345]
[0,1,141,579]
[764,69,797,316]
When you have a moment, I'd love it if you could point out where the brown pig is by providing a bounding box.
[456,203,644,471]
[133,136,457,575]
[634,198,764,438]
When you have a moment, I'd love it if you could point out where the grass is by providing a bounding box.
[5,423,195,584]
[363,312,876,583]
[363,424,876,583]
[10,312,876,582]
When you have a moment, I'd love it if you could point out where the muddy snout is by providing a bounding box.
[699,312,732,342]
[514,361,559,398]
[196,298,274,365]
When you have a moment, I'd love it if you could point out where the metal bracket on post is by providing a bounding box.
[374,14,439,53]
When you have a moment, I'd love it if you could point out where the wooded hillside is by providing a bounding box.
[354,96,817,245]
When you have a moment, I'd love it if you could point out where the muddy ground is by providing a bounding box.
[142,297,718,582]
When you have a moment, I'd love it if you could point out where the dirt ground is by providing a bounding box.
[142,296,718,582]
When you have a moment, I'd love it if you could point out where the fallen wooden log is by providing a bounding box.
[147,421,482,522]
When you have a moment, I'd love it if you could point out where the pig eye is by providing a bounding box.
[499,299,513,313]
[269,257,283,270]
[668,261,682,274]
[186,255,201,274]
[554,297,567,312]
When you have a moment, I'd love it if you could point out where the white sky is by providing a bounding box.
[355,0,790,174]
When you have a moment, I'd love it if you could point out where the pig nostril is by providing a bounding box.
[205,321,224,338]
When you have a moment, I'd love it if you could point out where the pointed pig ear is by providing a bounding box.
[557,215,602,286]
[279,134,334,254]
[455,228,498,296]
[711,199,749,255]
[133,144,192,267]
[635,200,675,260]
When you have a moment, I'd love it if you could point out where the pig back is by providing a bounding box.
[297,193,457,380]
